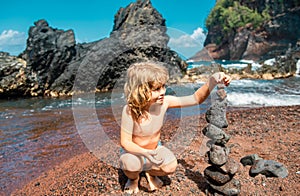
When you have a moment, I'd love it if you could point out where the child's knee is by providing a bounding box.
[156,146,177,173]
[120,154,143,172]
[161,159,177,174]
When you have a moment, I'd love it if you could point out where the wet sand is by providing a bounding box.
[9,105,300,195]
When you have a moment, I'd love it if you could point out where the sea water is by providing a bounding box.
[0,71,299,194]
[186,60,300,108]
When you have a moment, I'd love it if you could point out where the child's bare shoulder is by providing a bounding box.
[122,105,131,115]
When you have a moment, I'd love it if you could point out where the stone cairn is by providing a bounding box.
[202,84,241,196]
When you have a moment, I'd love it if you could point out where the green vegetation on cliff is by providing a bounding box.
[206,0,270,36]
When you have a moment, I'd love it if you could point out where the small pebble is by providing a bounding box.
[34,182,40,187]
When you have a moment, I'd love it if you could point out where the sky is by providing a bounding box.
[0,0,216,58]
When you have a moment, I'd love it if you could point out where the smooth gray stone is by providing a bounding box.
[216,88,227,100]
[250,159,288,178]
[202,124,231,145]
[204,166,232,185]
[240,154,262,166]
[209,144,230,166]
[208,178,241,196]
[205,99,228,128]
[220,157,240,175]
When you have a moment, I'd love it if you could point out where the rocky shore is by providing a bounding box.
[12,105,300,195]
[1,0,300,98]
[0,0,187,98]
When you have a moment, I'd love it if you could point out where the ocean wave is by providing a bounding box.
[226,78,300,107]
[227,92,300,107]
[187,59,262,70]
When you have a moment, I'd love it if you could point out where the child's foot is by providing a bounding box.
[124,177,139,194]
[145,172,163,191]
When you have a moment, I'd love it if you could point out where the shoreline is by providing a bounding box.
[11,105,300,195]
[1,74,298,99]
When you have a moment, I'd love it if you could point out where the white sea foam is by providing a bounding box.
[222,63,248,69]
[187,60,262,70]
[227,92,300,107]
[264,58,276,66]
[296,59,300,75]
[226,78,300,107]
[186,59,195,63]
[229,79,271,89]
[240,59,254,64]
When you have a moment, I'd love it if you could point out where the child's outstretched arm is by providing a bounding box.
[166,72,231,108]
[194,72,231,103]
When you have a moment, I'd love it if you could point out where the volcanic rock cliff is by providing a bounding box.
[190,0,300,61]
[0,0,186,98]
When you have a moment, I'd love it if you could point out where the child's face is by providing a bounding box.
[150,83,166,105]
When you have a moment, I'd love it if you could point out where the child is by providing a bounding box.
[119,62,231,193]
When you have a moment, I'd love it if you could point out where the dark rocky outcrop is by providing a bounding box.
[0,52,30,96]
[0,0,186,98]
[190,0,300,62]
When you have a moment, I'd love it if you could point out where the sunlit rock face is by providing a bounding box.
[0,0,187,97]
[191,0,300,62]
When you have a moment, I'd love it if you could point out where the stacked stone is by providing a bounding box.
[202,85,241,196]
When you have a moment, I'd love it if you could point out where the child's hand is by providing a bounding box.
[143,150,164,165]
[210,72,231,87]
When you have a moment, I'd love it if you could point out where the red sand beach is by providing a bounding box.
[11,105,300,195]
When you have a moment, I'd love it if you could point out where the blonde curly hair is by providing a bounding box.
[124,62,169,121]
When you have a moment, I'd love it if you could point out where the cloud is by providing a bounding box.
[0,30,26,55]
[190,28,206,45]
[168,27,207,58]
[170,27,206,47]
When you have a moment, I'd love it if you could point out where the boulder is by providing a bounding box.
[0,0,187,97]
